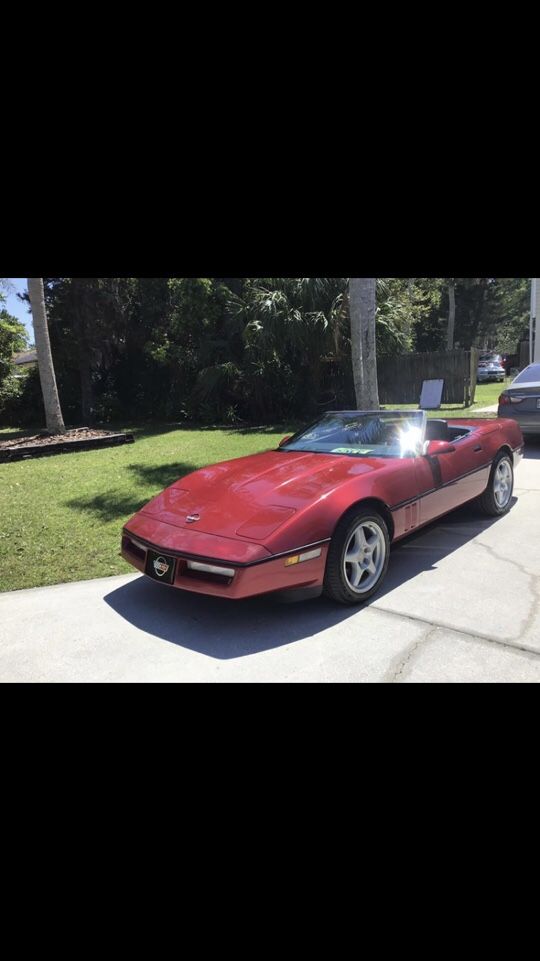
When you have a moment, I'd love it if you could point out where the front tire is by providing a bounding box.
[477,451,514,516]
[324,509,390,605]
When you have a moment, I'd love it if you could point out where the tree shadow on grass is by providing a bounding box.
[100,422,190,440]
[222,424,298,436]
[155,422,298,437]
[127,461,196,489]
[64,462,198,522]
[65,492,150,522]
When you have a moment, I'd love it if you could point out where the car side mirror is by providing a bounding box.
[278,436,292,448]
[424,440,456,456]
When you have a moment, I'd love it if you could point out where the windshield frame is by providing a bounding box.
[279,409,428,459]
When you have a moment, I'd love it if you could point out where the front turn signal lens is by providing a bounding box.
[285,548,322,567]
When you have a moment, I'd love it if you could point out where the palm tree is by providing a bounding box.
[27,278,65,434]
[349,278,380,409]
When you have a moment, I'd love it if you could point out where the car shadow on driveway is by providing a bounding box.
[105,577,358,660]
[104,498,516,660]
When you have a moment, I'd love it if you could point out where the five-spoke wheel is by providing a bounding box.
[493,458,512,509]
[478,451,514,516]
[343,521,387,594]
[324,509,390,605]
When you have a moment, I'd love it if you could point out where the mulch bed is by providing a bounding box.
[0,428,135,463]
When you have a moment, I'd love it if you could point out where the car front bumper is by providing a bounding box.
[478,371,505,382]
[121,525,329,600]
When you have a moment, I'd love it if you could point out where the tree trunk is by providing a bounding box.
[349,278,380,409]
[447,281,456,350]
[27,278,65,434]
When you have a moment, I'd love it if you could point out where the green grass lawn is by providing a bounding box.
[0,382,506,594]
[0,423,296,593]
[468,379,508,409]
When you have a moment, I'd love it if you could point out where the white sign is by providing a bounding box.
[420,379,444,410]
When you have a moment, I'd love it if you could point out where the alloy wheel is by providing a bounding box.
[343,521,386,594]
[493,458,512,508]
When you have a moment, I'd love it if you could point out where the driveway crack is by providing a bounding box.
[370,603,540,659]
[475,539,540,644]
[385,625,438,683]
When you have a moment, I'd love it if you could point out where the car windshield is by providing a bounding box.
[513,364,540,384]
[281,411,426,458]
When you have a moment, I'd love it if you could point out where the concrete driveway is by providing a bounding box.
[1,441,540,683]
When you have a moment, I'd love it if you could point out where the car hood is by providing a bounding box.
[139,449,388,543]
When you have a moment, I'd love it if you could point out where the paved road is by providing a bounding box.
[1,442,540,682]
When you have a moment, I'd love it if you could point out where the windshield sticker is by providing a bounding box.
[331,447,373,455]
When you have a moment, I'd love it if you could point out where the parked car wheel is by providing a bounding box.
[477,452,514,516]
[324,508,390,604]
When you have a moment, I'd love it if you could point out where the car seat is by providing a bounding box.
[425,419,449,442]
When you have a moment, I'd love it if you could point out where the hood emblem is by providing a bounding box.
[186,513,200,524]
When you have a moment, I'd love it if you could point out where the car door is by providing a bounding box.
[414,430,488,524]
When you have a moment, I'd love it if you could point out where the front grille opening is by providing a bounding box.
[122,535,146,562]
[181,569,234,585]
[179,560,234,585]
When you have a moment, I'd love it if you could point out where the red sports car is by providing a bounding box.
[121,410,523,605]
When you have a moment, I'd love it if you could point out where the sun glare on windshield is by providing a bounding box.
[398,425,423,457]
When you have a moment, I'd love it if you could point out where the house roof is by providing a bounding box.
[12,349,38,366]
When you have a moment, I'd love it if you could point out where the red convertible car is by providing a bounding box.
[122,411,523,605]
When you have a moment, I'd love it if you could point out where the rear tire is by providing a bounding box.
[477,451,514,516]
[324,508,390,605]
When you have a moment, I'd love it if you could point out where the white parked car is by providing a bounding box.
[477,353,505,383]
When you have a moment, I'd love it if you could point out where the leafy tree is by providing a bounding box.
[227,278,346,416]
[0,306,28,415]
[424,279,530,352]
[6,276,534,430]
[376,278,436,355]
[41,278,128,423]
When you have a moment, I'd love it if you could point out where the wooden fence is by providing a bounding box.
[377,349,479,407]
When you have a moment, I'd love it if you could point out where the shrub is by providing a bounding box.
[0,366,45,427]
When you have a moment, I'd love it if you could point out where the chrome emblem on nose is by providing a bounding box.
[186,513,200,524]
[153,556,170,577]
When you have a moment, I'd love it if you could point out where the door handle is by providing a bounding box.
[473,445,482,452]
